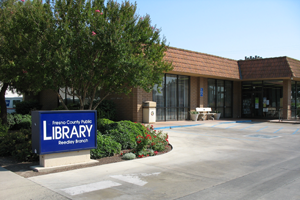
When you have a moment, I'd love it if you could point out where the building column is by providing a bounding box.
[282,79,291,119]
[233,81,242,118]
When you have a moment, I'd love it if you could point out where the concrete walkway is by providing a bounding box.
[0,167,69,200]
[1,118,300,200]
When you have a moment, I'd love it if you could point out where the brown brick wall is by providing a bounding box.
[233,81,241,118]
[190,76,198,110]
[133,88,153,122]
[39,89,58,110]
[108,92,133,121]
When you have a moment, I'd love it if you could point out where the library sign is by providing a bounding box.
[32,111,97,155]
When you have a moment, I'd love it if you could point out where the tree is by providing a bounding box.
[0,0,53,124]
[0,0,172,125]
[41,0,172,110]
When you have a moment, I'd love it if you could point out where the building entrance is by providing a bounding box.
[242,81,283,118]
[242,92,263,118]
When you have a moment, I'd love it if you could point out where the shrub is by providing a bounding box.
[0,119,8,138]
[0,129,38,161]
[104,121,145,149]
[7,114,31,130]
[135,124,169,156]
[90,131,121,159]
[97,118,114,133]
[15,100,42,115]
[7,114,16,129]
[122,152,136,160]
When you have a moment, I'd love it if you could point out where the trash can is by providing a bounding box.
[143,101,156,123]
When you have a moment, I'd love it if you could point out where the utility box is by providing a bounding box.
[143,101,156,123]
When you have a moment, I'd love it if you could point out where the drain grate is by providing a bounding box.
[245,134,280,139]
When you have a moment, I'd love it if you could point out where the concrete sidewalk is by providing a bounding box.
[0,167,69,200]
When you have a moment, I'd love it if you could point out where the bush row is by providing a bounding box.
[92,119,169,159]
[0,112,168,162]
[7,114,31,130]
[0,128,38,161]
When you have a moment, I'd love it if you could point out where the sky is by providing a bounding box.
[115,0,300,61]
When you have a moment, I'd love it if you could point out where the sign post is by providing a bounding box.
[31,110,98,169]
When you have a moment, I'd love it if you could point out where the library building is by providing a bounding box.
[38,47,300,122]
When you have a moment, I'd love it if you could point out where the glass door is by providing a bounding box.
[253,92,263,118]
[242,93,252,117]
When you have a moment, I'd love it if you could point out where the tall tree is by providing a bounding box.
[0,0,53,124]
[43,0,172,110]
[0,0,172,125]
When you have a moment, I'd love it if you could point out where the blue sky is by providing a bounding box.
[116,0,300,61]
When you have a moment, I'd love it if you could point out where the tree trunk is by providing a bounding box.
[0,83,9,125]
[56,91,68,110]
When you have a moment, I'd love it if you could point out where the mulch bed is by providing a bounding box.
[0,145,172,178]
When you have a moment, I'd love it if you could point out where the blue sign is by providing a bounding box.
[5,100,10,107]
[32,111,97,155]
[200,88,203,97]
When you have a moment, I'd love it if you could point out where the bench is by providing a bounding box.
[196,107,216,121]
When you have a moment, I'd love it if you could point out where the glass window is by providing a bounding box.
[253,81,263,91]
[153,78,165,108]
[178,76,189,108]
[13,100,21,108]
[208,79,233,118]
[242,81,252,91]
[153,74,190,121]
[217,80,224,107]
[225,81,232,107]
[166,74,177,120]
[153,77,165,121]
[208,79,215,107]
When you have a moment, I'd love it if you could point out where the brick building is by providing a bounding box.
[38,46,300,122]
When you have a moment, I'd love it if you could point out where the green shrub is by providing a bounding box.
[90,131,121,159]
[15,100,42,115]
[7,114,16,129]
[7,114,31,130]
[0,129,38,161]
[97,118,114,133]
[104,121,145,149]
[0,119,8,138]
[122,152,136,160]
[135,124,169,155]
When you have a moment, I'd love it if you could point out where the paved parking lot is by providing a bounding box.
[23,121,300,200]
